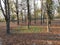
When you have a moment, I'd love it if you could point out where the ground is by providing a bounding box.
[0,20,60,45]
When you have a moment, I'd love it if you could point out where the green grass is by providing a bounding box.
[11,26,46,33]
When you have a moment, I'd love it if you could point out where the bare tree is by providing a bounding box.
[0,0,10,34]
[27,0,31,29]
[16,0,19,25]
[34,0,36,24]
[40,0,45,24]
[58,0,60,15]
[40,0,43,24]
[46,0,53,32]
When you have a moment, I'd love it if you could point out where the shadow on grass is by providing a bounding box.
[10,26,46,33]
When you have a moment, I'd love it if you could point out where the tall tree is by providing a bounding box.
[46,0,53,32]
[34,0,36,24]
[27,0,31,29]
[58,0,60,15]
[20,1,24,23]
[16,0,19,25]
[40,0,46,24]
[41,0,43,24]
[0,0,10,34]
[41,0,46,23]
[24,9,27,23]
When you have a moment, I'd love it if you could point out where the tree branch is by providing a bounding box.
[0,0,6,17]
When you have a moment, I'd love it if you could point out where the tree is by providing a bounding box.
[40,0,46,24]
[27,0,31,29]
[58,0,60,15]
[34,0,36,24]
[23,9,27,23]
[46,0,53,32]
[16,0,19,25]
[0,0,10,34]
[41,0,43,24]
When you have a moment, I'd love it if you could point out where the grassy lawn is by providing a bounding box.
[11,26,46,33]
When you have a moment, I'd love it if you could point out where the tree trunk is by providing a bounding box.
[22,13,24,23]
[34,0,36,24]
[27,0,30,29]
[46,0,53,32]
[0,0,10,34]
[43,11,45,23]
[41,0,43,24]
[47,16,50,32]
[17,12,19,25]
[6,0,10,34]
[16,0,19,25]
[58,0,60,16]
[24,10,27,23]
[6,19,10,34]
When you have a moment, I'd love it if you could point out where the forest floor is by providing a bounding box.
[0,20,60,45]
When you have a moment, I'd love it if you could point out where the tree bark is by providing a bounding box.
[34,0,36,24]
[0,0,10,34]
[27,0,31,29]
[41,0,43,24]
[6,0,10,34]
[16,0,19,25]
[6,19,10,34]
[46,0,53,32]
